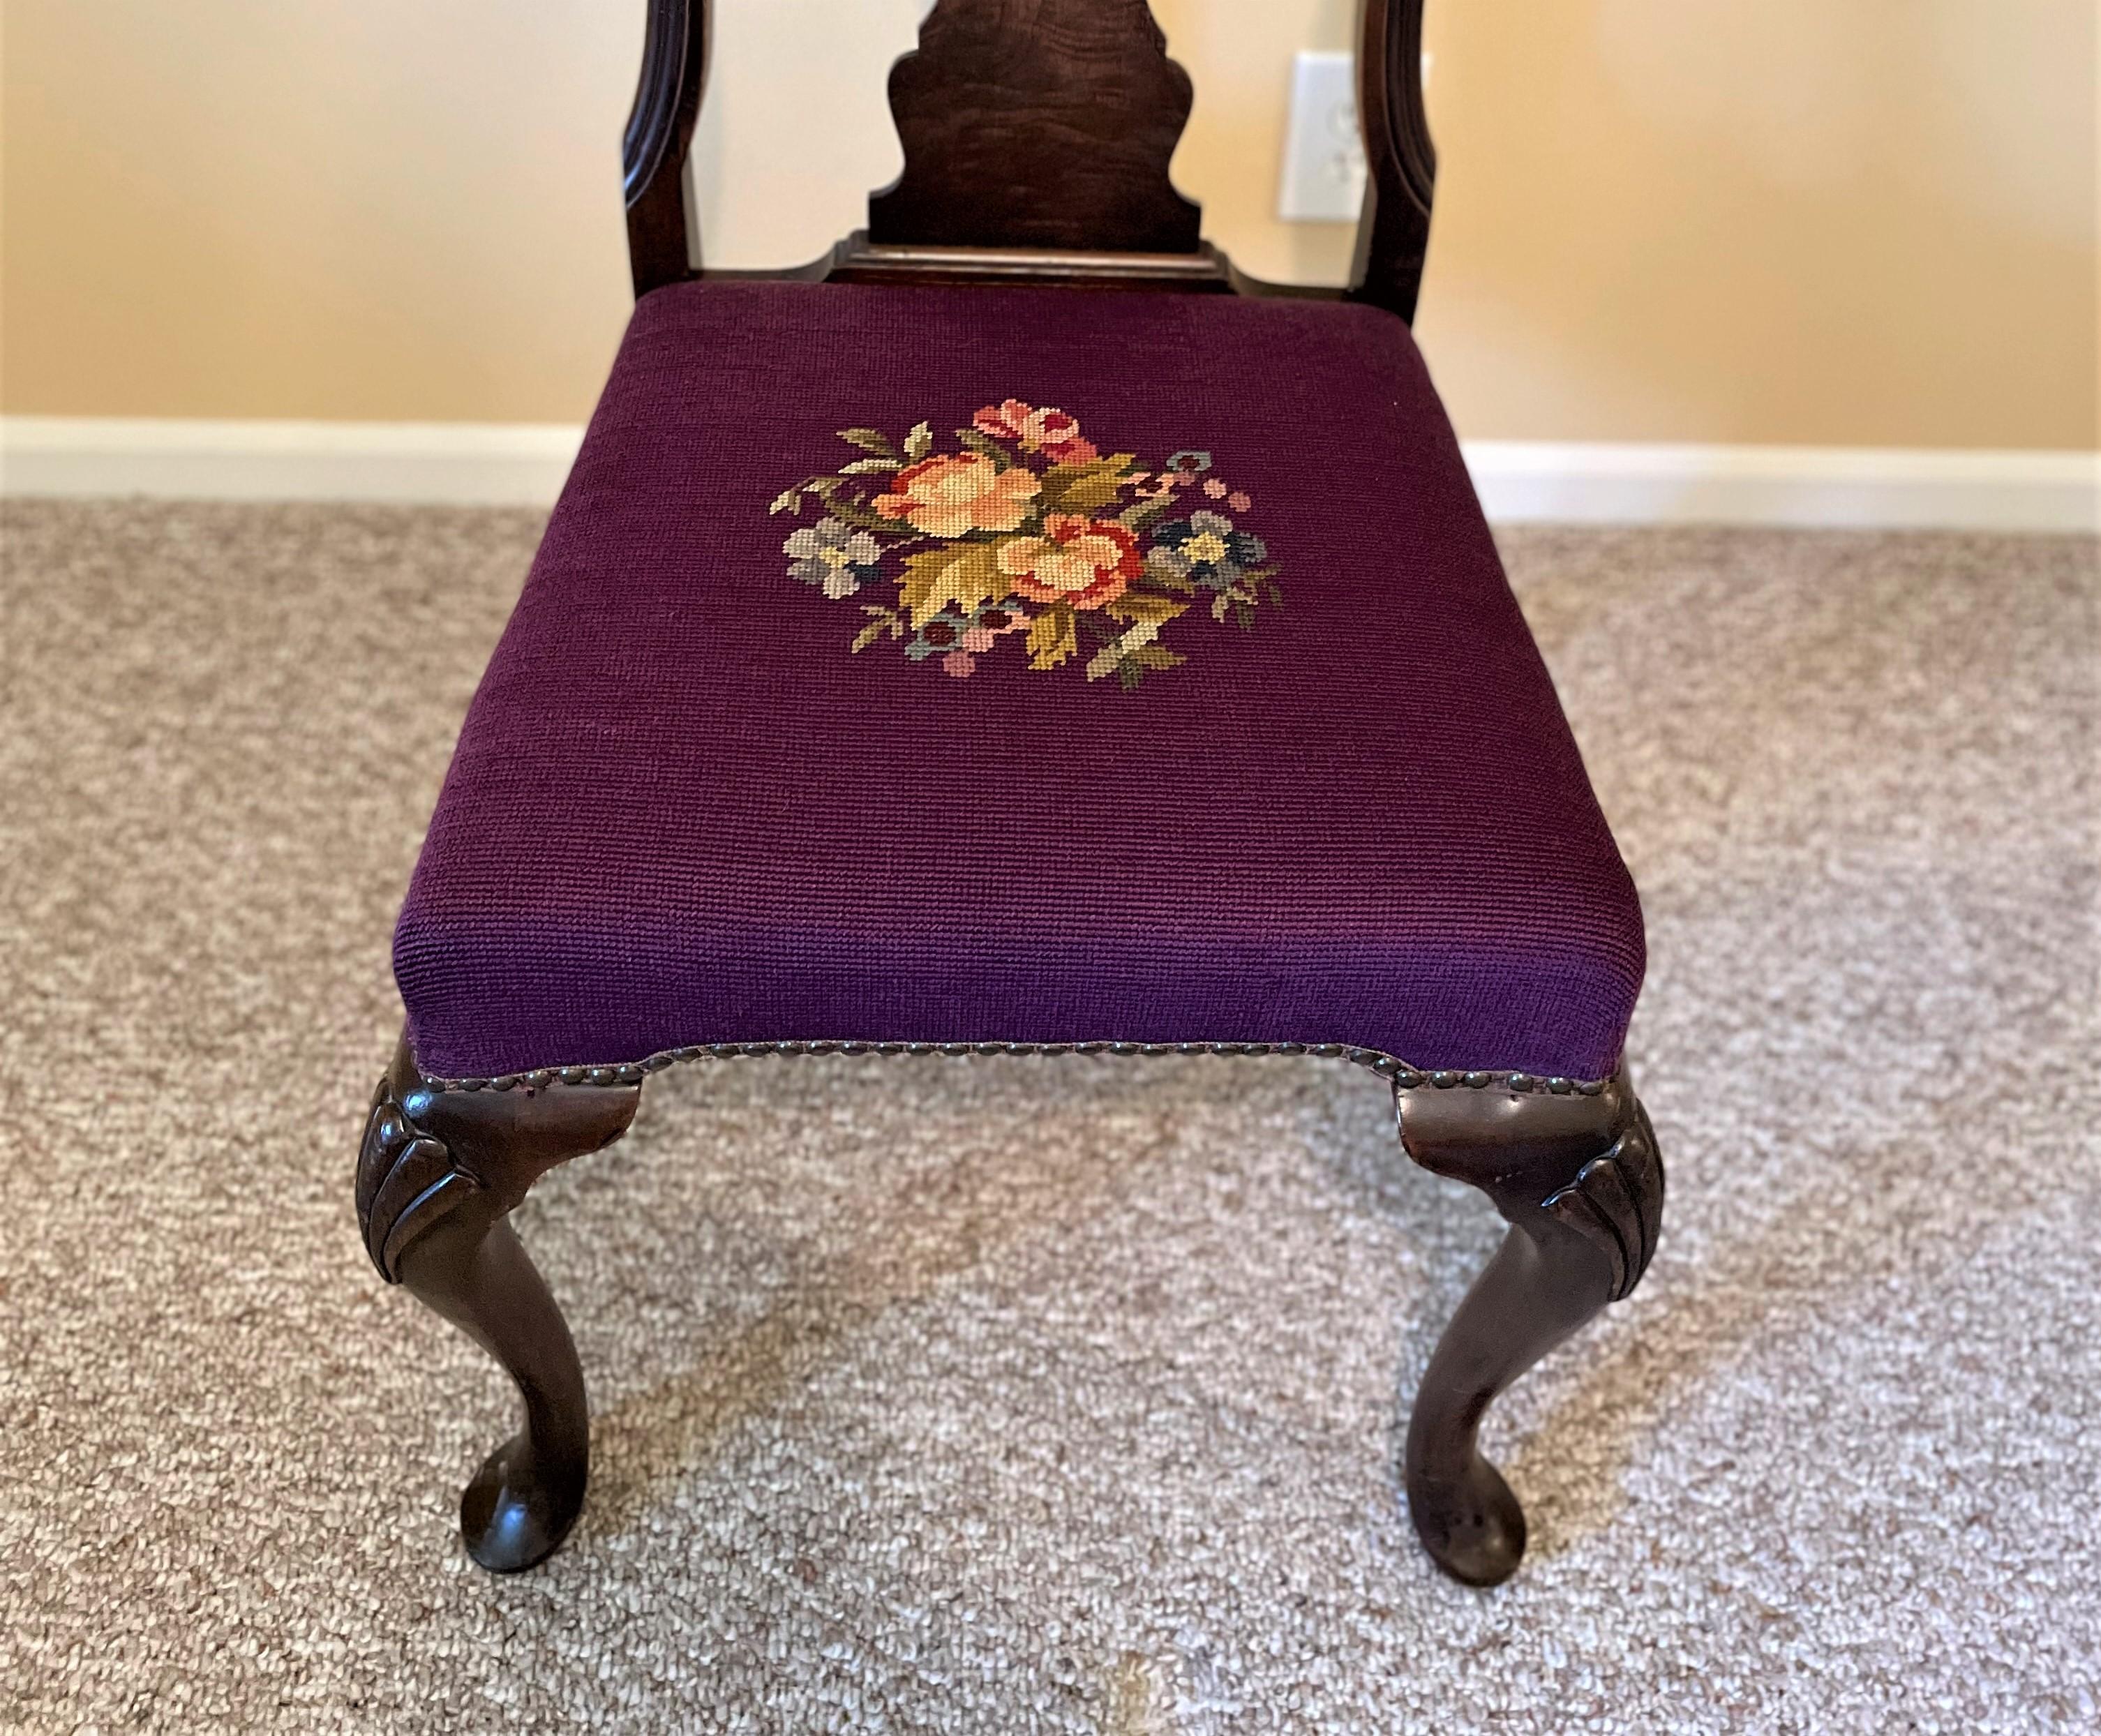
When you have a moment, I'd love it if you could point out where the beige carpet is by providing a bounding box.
[1,502,2095,1735]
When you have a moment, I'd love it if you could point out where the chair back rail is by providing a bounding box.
[622,0,1435,320]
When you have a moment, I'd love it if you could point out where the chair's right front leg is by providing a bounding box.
[1396,1070,1663,1586]
[357,1037,641,1572]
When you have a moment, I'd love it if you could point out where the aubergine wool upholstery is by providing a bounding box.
[393,280,1643,1083]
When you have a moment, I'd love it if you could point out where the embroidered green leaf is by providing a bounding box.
[793,479,900,534]
[851,604,904,653]
[1107,589,1188,628]
[898,541,1010,627]
[839,428,902,459]
[781,412,1280,689]
[1026,604,1077,670]
[1117,495,1175,532]
[1086,618,1165,682]
[1040,456,1138,514]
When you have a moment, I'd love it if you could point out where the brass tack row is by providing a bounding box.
[425,1041,1610,1098]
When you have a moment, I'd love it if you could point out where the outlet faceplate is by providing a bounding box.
[1278,51,1365,223]
[1277,50,1432,224]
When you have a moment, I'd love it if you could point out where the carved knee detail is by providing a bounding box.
[1396,1065,1665,1301]
[1541,1100,1662,1303]
[354,1033,643,1573]
[356,1038,641,1281]
[1394,1065,1666,1587]
[357,1075,482,1283]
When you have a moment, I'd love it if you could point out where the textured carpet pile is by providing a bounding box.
[1,502,2095,1734]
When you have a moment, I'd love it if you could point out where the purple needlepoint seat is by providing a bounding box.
[394,280,1644,1084]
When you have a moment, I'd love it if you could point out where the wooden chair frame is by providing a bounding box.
[623,0,1436,320]
[361,0,1664,1593]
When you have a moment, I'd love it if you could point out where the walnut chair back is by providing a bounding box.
[622,0,1435,319]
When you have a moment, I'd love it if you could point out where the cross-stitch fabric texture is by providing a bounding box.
[773,404,1282,691]
[394,282,1643,1080]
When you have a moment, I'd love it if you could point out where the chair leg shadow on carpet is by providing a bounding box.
[563,1061,1194,1548]
[1361,1097,2054,1575]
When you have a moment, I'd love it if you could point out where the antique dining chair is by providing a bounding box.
[357,0,1663,1589]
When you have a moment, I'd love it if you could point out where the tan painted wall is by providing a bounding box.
[4,1,2095,447]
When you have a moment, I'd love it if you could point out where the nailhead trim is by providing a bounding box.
[423,1041,1610,1098]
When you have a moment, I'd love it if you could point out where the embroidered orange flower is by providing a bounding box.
[774,406,1283,691]
[996,514,1142,611]
[973,401,1100,465]
[873,452,1041,539]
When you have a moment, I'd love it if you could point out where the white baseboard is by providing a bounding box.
[0,418,584,507]
[1465,441,2099,532]
[3,417,2095,532]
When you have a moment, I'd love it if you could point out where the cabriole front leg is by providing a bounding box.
[356,1037,640,1572]
[1396,1070,1663,1587]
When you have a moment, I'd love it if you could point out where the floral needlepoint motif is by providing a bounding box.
[770,405,1283,689]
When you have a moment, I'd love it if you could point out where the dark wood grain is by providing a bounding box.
[868,0,1201,253]
[825,231,1233,292]
[360,1036,641,1571]
[361,1040,1657,1582]
[1394,1069,1664,1585]
[1351,0,1437,321]
[624,0,709,296]
[624,0,1437,320]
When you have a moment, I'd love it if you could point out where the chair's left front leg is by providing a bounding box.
[1396,1070,1663,1587]
[357,1038,641,1571]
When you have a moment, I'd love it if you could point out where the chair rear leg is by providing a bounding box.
[357,1036,641,1572]
[1396,1070,1664,1587]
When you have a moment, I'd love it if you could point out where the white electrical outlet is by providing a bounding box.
[1277,51,1433,223]
[1278,52,1365,223]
